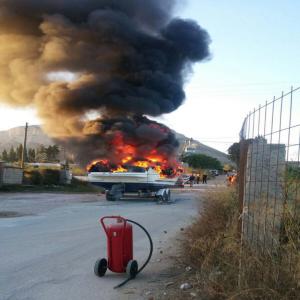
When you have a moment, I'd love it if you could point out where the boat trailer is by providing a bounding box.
[105,184,172,203]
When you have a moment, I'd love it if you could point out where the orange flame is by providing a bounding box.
[122,156,133,164]
[86,159,108,172]
[86,131,182,178]
[113,166,128,173]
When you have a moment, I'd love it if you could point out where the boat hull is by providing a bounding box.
[87,171,178,192]
[91,181,174,192]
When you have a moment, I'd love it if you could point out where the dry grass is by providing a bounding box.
[181,187,300,300]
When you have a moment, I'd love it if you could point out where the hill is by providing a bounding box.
[0,125,52,152]
[174,132,231,165]
[0,125,231,165]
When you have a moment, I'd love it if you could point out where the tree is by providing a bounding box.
[16,144,23,162]
[46,145,60,162]
[228,142,240,166]
[28,148,36,162]
[8,146,17,162]
[36,145,47,162]
[228,137,267,168]
[182,154,222,170]
[52,145,60,161]
[1,149,8,162]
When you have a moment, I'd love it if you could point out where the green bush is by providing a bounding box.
[24,169,60,185]
[24,170,43,185]
[40,169,60,185]
[182,153,223,170]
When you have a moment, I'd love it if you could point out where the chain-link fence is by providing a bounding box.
[239,86,300,255]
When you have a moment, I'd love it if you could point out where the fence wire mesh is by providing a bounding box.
[240,86,300,259]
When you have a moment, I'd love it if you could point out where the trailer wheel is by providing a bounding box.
[94,258,108,277]
[126,259,138,278]
[164,189,171,202]
[106,192,116,201]
[157,195,164,204]
[106,184,124,201]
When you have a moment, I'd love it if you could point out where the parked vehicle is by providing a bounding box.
[210,169,219,176]
[180,174,191,184]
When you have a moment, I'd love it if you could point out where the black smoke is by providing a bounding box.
[60,116,179,166]
[0,0,211,164]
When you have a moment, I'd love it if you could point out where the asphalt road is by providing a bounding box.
[0,184,221,300]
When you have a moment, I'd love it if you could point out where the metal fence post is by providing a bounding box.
[238,138,248,238]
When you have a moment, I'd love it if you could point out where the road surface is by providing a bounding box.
[0,182,223,300]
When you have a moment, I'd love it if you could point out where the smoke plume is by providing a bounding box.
[0,0,211,165]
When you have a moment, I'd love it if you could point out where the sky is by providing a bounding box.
[0,0,299,153]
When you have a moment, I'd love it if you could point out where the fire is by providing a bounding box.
[133,161,149,168]
[86,159,109,172]
[122,156,133,164]
[154,165,163,175]
[113,166,128,173]
[87,157,180,178]
[87,131,182,178]
[132,159,167,178]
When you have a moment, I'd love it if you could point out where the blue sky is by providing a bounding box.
[0,0,299,152]
[159,0,300,151]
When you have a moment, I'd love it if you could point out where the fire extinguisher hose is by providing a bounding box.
[114,219,153,289]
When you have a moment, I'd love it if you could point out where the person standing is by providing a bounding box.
[202,172,208,184]
[196,174,200,184]
[189,174,195,187]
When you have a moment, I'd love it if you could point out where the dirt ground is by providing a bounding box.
[0,177,225,300]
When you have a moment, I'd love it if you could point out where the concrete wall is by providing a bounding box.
[243,140,286,249]
[59,170,72,185]
[0,162,4,187]
[0,164,23,185]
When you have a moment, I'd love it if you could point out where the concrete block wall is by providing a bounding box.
[0,162,4,186]
[243,140,286,249]
[59,170,72,185]
[2,166,23,185]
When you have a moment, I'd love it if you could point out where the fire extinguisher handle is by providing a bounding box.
[100,216,127,236]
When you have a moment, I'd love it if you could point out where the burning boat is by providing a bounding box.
[87,156,182,201]
[82,117,184,201]
[88,166,179,191]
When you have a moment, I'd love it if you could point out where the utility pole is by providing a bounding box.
[21,122,28,169]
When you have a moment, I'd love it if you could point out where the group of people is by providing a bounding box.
[189,173,208,187]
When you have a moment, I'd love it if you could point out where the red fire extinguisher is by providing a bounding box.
[94,216,153,288]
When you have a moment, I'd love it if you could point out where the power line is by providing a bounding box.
[199,140,236,144]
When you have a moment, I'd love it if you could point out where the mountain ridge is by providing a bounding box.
[0,125,231,164]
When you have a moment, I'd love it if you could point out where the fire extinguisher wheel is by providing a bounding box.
[126,259,138,278]
[94,258,108,277]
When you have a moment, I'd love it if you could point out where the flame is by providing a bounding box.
[155,165,163,175]
[87,158,180,178]
[133,158,169,178]
[133,161,149,168]
[122,156,133,164]
[87,131,182,178]
[86,159,109,172]
[113,166,128,173]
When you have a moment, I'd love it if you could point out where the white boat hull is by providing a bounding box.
[87,169,179,192]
